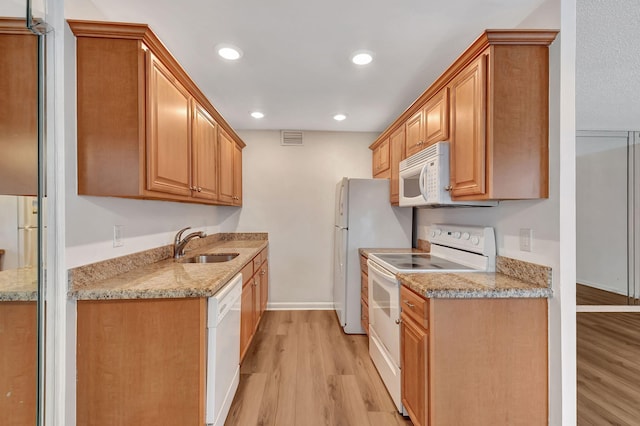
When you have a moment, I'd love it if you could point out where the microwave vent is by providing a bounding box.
[281,130,304,146]
[402,141,448,169]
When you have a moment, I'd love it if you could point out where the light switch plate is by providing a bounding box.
[519,228,532,252]
[113,225,124,247]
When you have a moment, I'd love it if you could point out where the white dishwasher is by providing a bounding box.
[206,273,242,426]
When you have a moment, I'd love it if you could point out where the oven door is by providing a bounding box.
[367,259,401,365]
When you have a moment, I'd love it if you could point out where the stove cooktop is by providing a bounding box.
[368,253,474,274]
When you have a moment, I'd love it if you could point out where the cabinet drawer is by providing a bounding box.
[361,273,369,304]
[400,285,429,329]
[360,255,368,274]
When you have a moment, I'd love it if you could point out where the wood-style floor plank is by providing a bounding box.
[226,310,411,426]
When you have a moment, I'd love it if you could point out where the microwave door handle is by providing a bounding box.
[418,163,428,199]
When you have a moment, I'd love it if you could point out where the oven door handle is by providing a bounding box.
[367,259,397,282]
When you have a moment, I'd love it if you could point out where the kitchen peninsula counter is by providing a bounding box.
[68,233,267,300]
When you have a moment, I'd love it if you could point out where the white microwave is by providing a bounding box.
[398,141,496,207]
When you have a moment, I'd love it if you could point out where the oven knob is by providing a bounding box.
[431,228,441,237]
[462,232,470,240]
[452,231,461,239]
[471,236,480,245]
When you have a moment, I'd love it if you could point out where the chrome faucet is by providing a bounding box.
[173,227,207,258]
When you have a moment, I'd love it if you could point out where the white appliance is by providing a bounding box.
[17,196,39,268]
[398,141,497,208]
[367,224,496,414]
[206,273,242,426]
[333,178,412,334]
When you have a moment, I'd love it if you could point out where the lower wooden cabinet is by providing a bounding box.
[400,285,548,426]
[401,312,428,426]
[360,254,369,335]
[239,247,269,361]
[77,298,207,426]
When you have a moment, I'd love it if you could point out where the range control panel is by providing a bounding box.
[428,224,496,257]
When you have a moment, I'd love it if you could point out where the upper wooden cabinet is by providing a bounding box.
[389,126,405,205]
[69,20,244,205]
[370,30,558,201]
[371,137,390,178]
[0,19,38,196]
[218,127,243,206]
[405,88,449,158]
[233,141,243,206]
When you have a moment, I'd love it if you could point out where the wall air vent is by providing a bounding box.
[281,130,304,146]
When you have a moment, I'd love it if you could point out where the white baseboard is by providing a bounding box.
[577,279,627,296]
[266,301,334,311]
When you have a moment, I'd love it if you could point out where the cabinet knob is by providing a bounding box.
[445,185,453,192]
[395,318,402,325]
[197,187,202,192]
[190,186,196,191]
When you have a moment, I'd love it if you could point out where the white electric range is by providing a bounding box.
[366,224,496,414]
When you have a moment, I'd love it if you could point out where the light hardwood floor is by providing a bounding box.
[577,311,640,425]
[576,283,639,305]
[225,310,412,426]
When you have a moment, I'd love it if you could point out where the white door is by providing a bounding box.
[367,259,401,365]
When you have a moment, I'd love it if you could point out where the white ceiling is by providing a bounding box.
[64,0,550,132]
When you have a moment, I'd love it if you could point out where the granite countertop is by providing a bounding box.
[399,271,552,299]
[0,267,38,301]
[69,237,268,300]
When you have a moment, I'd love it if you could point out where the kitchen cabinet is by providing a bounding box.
[389,126,405,205]
[239,247,269,361]
[404,88,449,158]
[233,139,243,206]
[77,298,207,425]
[0,19,37,196]
[399,285,548,426]
[69,20,244,205]
[370,30,557,201]
[218,128,243,206]
[0,301,37,425]
[360,254,369,335]
[191,101,219,201]
[371,137,390,178]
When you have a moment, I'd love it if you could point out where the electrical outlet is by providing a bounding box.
[519,228,532,252]
[113,225,124,247]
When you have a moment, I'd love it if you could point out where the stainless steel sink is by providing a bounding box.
[179,253,239,263]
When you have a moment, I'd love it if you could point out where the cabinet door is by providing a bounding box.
[218,128,235,204]
[260,261,268,314]
[401,313,429,426]
[424,87,449,147]
[449,54,487,197]
[146,52,192,196]
[240,279,254,361]
[253,273,261,331]
[405,110,424,157]
[0,31,38,196]
[372,137,390,177]
[191,102,218,201]
[389,126,405,204]
[233,142,243,205]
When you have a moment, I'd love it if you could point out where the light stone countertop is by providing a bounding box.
[398,271,552,299]
[69,239,268,300]
[0,267,38,301]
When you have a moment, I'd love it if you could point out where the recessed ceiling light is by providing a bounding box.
[351,50,374,65]
[250,111,264,119]
[333,114,347,121]
[216,44,242,60]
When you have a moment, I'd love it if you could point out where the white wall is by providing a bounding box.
[576,133,629,294]
[226,130,375,308]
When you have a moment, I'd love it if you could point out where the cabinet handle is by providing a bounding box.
[403,300,415,308]
[189,186,196,191]
[416,141,424,146]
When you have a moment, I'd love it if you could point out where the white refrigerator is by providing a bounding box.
[333,178,412,334]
